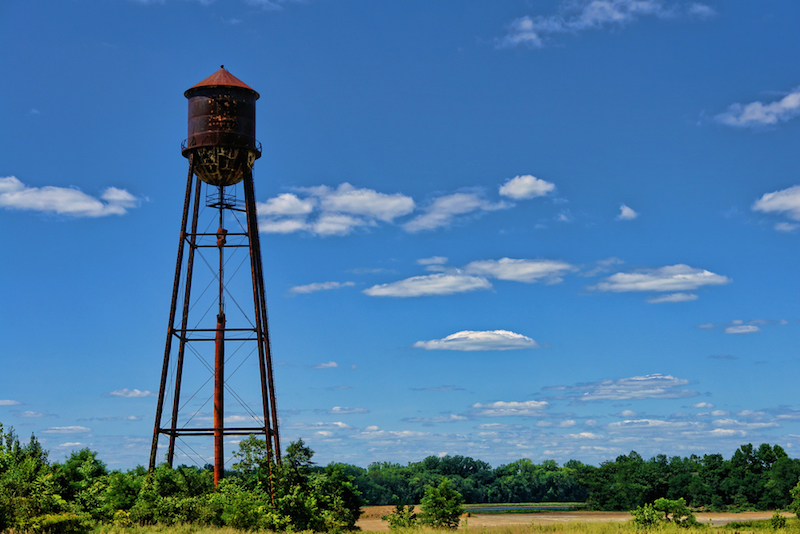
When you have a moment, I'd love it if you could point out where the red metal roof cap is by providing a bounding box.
[185,66,259,97]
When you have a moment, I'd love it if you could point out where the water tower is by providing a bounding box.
[149,66,281,487]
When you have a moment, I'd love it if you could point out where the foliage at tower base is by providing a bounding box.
[0,422,362,534]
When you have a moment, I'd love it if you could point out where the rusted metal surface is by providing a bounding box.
[151,68,280,500]
[150,155,195,472]
[182,67,261,186]
[185,65,259,96]
[214,312,226,486]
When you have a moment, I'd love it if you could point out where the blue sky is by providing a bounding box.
[2,0,800,470]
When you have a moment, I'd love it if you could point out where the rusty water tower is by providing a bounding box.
[149,66,280,489]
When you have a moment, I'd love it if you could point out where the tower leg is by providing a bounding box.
[214,312,225,485]
[150,156,195,471]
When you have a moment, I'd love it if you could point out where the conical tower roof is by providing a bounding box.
[185,65,259,98]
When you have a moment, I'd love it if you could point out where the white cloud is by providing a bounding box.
[0,400,22,406]
[258,217,309,234]
[712,418,778,430]
[257,193,316,216]
[499,175,555,199]
[312,213,374,236]
[647,292,699,304]
[417,256,448,265]
[692,402,714,409]
[413,330,539,351]
[725,325,761,334]
[108,388,156,398]
[18,411,48,417]
[289,281,355,295]
[0,177,138,217]
[315,183,415,222]
[775,222,799,232]
[552,374,697,401]
[327,406,369,415]
[404,192,510,232]
[42,426,92,434]
[259,183,414,236]
[244,0,303,10]
[688,3,717,18]
[464,258,576,284]
[591,264,731,293]
[716,87,800,128]
[496,1,712,49]
[56,442,86,448]
[752,185,800,221]
[404,414,469,423]
[363,273,492,297]
[606,419,699,432]
[617,204,639,220]
[471,400,549,417]
[313,361,339,369]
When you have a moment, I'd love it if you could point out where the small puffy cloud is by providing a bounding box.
[0,177,139,217]
[413,330,539,351]
[471,400,549,417]
[464,258,576,284]
[417,256,448,265]
[775,222,799,232]
[363,274,492,297]
[244,0,304,10]
[496,1,713,49]
[549,374,697,402]
[647,293,699,304]
[582,257,625,277]
[257,193,316,216]
[411,386,465,392]
[725,325,761,334]
[289,281,355,295]
[404,414,469,423]
[0,400,22,406]
[108,389,156,398]
[326,406,369,415]
[18,411,50,418]
[313,361,339,369]
[259,183,414,236]
[56,442,86,448]
[712,418,778,430]
[499,175,555,200]
[590,264,731,293]
[404,192,509,232]
[752,185,800,221]
[42,426,92,434]
[715,87,800,128]
[692,402,714,409]
[258,217,308,234]
[312,214,373,236]
[313,183,416,222]
[688,3,717,18]
[617,204,638,220]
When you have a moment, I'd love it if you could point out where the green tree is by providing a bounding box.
[419,479,463,530]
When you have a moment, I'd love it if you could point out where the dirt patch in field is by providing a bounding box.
[357,506,785,532]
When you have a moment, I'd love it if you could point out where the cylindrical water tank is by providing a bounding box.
[182,66,261,186]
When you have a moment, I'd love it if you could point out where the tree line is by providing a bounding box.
[3,419,800,533]
[339,442,800,511]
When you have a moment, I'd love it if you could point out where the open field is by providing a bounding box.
[357,506,788,532]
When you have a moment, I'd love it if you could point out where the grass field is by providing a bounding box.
[356,506,791,533]
[94,514,798,534]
